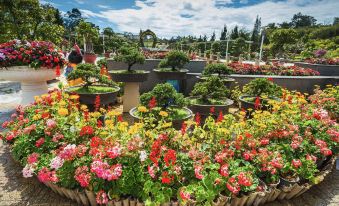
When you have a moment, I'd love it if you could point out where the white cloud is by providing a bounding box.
[98,4,111,9]
[80,9,103,18]
[84,0,339,38]
[75,0,85,5]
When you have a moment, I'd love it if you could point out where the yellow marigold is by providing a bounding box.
[107,110,121,117]
[33,114,41,120]
[70,95,79,100]
[159,111,169,117]
[137,106,148,113]
[162,122,172,128]
[80,105,88,111]
[58,108,69,116]
[59,100,67,106]
[90,112,101,118]
[105,119,113,126]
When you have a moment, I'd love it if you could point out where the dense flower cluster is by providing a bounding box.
[0,40,65,69]
[1,87,338,205]
[228,62,320,76]
[305,58,339,65]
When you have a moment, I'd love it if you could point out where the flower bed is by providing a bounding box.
[228,63,320,76]
[1,87,338,205]
[305,58,339,65]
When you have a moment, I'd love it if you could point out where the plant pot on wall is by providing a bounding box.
[239,95,280,111]
[83,53,97,64]
[188,97,234,116]
[153,68,188,80]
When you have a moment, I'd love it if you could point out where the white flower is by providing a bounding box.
[139,150,147,162]
[22,164,34,178]
[50,156,64,170]
[70,126,76,133]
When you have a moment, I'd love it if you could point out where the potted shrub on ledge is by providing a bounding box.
[188,76,233,117]
[239,78,282,111]
[153,50,190,80]
[129,83,192,129]
[0,40,65,105]
[200,63,235,88]
[76,20,99,64]
[108,46,149,82]
[66,63,120,109]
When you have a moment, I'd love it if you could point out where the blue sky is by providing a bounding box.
[41,0,339,38]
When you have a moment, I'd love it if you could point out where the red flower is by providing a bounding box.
[164,149,176,166]
[217,111,223,122]
[96,190,108,205]
[94,95,100,111]
[210,106,215,114]
[267,77,273,82]
[320,148,332,156]
[90,136,103,148]
[35,137,45,147]
[195,112,201,126]
[79,125,94,136]
[161,171,172,184]
[181,122,187,135]
[117,115,123,122]
[179,189,190,201]
[292,159,302,168]
[219,164,229,177]
[27,153,39,164]
[194,165,204,179]
[226,177,240,194]
[149,96,157,109]
[238,172,253,187]
[254,96,261,109]
[260,138,269,145]
[55,65,61,76]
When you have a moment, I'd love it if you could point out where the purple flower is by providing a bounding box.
[0,52,5,60]
[314,49,327,58]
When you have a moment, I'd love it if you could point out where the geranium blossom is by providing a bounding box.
[22,164,34,178]
[50,156,64,170]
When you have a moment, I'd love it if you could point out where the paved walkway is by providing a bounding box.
[0,109,338,206]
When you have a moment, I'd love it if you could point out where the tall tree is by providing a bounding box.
[220,25,227,40]
[291,12,317,28]
[64,8,83,32]
[203,35,208,42]
[333,17,339,25]
[210,31,216,41]
[279,21,291,29]
[250,15,261,51]
[230,26,239,39]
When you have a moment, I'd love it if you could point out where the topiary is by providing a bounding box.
[114,46,145,72]
[243,78,282,97]
[191,76,229,104]
[202,63,233,76]
[67,63,117,89]
[140,83,187,109]
[158,50,189,71]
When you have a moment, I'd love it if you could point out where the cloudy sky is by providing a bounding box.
[41,0,339,38]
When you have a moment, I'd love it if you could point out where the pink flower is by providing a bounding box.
[260,138,270,145]
[35,138,45,147]
[292,159,302,168]
[106,146,121,159]
[27,153,39,164]
[220,164,229,177]
[75,166,91,188]
[320,148,332,156]
[226,177,240,194]
[194,165,204,180]
[37,167,58,183]
[148,165,156,179]
[50,156,64,170]
[52,133,64,142]
[46,119,57,129]
[59,144,77,160]
[179,189,190,201]
[96,190,108,205]
[23,124,36,134]
[22,164,34,178]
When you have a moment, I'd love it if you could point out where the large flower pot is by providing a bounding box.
[294,62,339,76]
[129,107,193,130]
[153,69,188,80]
[0,66,59,105]
[239,95,280,111]
[108,71,150,83]
[108,71,150,112]
[188,97,234,116]
[65,85,120,109]
[83,53,97,64]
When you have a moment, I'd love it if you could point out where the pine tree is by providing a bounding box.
[220,25,227,40]
[203,35,208,42]
[230,26,239,39]
[250,15,261,51]
[210,31,216,41]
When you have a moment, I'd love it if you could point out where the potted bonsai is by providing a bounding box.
[108,46,149,82]
[200,63,235,88]
[129,83,192,129]
[76,20,99,64]
[188,76,233,117]
[239,78,282,111]
[0,40,65,105]
[66,63,120,109]
[154,50,190,80]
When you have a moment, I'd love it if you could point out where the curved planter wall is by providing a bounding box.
[107,59,206,93]
[229,74,338,94]
[294,62,339,76]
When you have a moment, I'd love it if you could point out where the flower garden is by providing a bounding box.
[0,2,339,205]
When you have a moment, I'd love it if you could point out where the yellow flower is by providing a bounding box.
[58,108,69,116]
[107,110,121,117]
[159,111,169,117]
[70,95,79,100]
[105,119,113,126]
[137,106,148,113]
[59,100,67,106]
[80,105,88,111]
[33,114,41,120]
[90,112,101,118]
[162,122,172,128]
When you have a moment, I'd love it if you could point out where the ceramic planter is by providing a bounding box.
[129,107,193,129]
[65,85,120,109]
[294,62,339,76]
[83,53,97,64]
[108,71,150,83]
[0,66,60,105]
[153,68,188,80]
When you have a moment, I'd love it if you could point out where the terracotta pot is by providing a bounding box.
[153,69,188,80]
[83,53,97,64]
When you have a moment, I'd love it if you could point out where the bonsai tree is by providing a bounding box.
[243,78,282,97]
[114,46,145,72]
[67,63,117,91]
[202,63,233,77]
[75,20,99,53]
[190,76,229,104]
[140,83,187,109]
[158,50,190,71]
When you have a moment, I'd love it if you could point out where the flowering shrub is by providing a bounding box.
[0,40,65,69]
[1,87,338,205]
[305,58,339,65]
[228,62,320,76]
[309,85,339,120]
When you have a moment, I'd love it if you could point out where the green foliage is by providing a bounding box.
[243,78,282,97]
[67,63,117,88]
[191,76,229,104]
[202,63,233,76]
[158,50,189,71]
[269,29,297,56]
[114,46,145,72]
[140,83,187,108]
[96,58,107,68]
[291,12,317,28]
